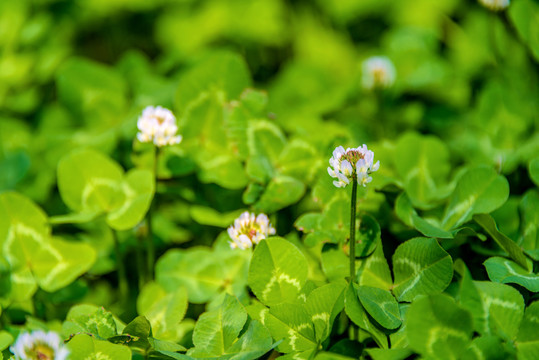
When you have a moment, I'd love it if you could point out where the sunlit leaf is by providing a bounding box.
[263,303,317,353]
[484,257,539,292]
[305,282,346,342]
[460,279,525,340]
[137,282,188,342]
[394,132,451,209]
[392,237,453,302]
[344,283,388,349]
[106,168,154,231]
[461,335,509,360]
[253,175,306,213]
[356,240,392,290]
[189,294,247,357]
[248,237,308,306]
[175,51,251,111]
[67,334,131,360]
[516,301,539,360]
[358,286,401,330]
[395,192,453,239]
[156,248,225,304]
[520,190,539,260]
[63,304,119,340]
[364,348,413,360]
[0,192,96,295]
[442,166,509,230]
[508,0,539,60]
[474,213,528,270]
[406,294,473,360]
[57,148,124,213]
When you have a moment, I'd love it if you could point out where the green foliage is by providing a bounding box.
[156,246,249,304]
[484,257,539,292]
[392,237,453,302]
[515,301,539,360]
[358,286,401,330]
[188,294,273,359]
[406,294,473,360]
[2,1,538,359]
[520,190,539,259]
[63,304,119,340]
[248,237,308,306]
[394,132,451,209]
[474,213,528,269]
[57,148,155,230]
[442,166,509,230]
[137,282,188,341]
[0,192,96,300]
[344,283,388,349]
[67,334,132,360]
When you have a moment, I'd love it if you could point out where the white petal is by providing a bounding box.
[227,226,237,239]
[356,159,368,174]
[137,133,151,143]
[336,171,350,184]
[364,150,374,167]
[142,105,156,117]
[333,146,345,159]
[56,348,70,360]
[238,234,252,249]
[327,166,338,178]
[340,160,353,176]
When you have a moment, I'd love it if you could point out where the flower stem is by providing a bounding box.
[112,229,129,302]
[146,206,155,281]
[349,179,358,283]
[146,147,159,281]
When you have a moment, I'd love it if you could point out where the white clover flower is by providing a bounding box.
[227,211,276,250]
[10,330,69,360]
[136,105,182,147]
[361,56,396,90]
[478,0,510,11]
[328,145,380,188]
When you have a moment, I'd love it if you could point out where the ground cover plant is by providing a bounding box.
[1,0,538,359]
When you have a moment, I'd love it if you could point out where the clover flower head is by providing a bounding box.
[227,211,276,250]
[328,145,380,188]
[10,330,69,360]
[478,0,510,11]
[362,56,396,90]
[136,105,182,147]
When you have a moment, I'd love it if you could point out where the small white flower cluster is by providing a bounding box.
[136,106,182,147]
[362,56,396,90]
[478,0,510,11]
[328,145,380,188]
[10,330,69,360]
[227,212,276,250]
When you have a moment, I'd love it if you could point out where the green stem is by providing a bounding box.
[146,206,155,281]
[349,179,358,283]
[146,146,159,281]
[112,229,129,302]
